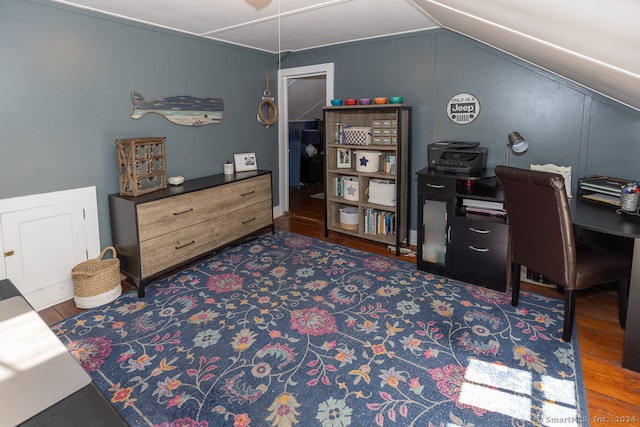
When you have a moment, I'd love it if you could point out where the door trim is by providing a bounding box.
[277,63,334,214]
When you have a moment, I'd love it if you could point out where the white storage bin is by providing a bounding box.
[354,150,382,172]
[343,177,359,201]
[339,206,359,230]
[368,179,396,206]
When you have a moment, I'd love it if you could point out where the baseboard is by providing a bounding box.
[23,279,74,311]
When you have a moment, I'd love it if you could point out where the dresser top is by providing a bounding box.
[109,169,271,204]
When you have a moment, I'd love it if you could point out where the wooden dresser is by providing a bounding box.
[109,170,273,297]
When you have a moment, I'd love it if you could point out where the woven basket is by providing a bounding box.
[72,246,122,309]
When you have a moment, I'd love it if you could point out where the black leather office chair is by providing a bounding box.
[495,165,631,341]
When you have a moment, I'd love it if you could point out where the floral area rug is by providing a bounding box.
[53,231,588,427]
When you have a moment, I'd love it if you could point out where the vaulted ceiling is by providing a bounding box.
[50,0,640,111]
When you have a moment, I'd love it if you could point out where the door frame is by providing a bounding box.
[277,63,334,214]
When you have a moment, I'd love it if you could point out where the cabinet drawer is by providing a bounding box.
[455,216,507,243]
[140,218,219,277]
[137,188,217,241]
[417,174,456,194]
[452,237,507,291]
[218,200,273,246]
[217,175,271,215]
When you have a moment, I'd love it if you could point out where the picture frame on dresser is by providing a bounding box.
[234,152,257,171]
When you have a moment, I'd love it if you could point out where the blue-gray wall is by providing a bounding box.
[3,1,640,245]
[0,0,279,246]
[283,30,640,230]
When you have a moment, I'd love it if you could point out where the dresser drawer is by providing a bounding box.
[140,218,219,277]
[218,200,273,246]
[136,188,218,241]
[455,216,507,243]
[452,236,507,291]
[217,175,271,215]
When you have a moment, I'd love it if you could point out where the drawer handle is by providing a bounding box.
[469,227,490,234]
[468,245,489,253]
[175,240,195,249]
[242,217,256,225]
[241,190,256,197]
[426,183,445,189]
[173,208,194,216]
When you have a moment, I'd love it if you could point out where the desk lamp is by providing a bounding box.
[506,131,528,165]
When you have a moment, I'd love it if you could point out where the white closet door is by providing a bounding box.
[1,201,88,306]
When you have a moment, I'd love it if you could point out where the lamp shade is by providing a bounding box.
[301,129,320,146]
[508,131,528,153]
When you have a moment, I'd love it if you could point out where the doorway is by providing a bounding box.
[277,63,334,220]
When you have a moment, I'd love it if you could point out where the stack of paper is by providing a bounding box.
[462,199,506,216]
[578,176,631,207]
[579,176,629,196]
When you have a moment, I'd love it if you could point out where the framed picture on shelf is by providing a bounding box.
[336,148,351,168]
[234,152,257,172]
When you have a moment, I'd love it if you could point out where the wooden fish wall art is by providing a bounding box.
[130,91,224,126]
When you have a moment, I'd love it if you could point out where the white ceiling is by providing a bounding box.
[50,0,640,111]
[50,0,439,53]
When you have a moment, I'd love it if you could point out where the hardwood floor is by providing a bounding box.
[39,185,640,425]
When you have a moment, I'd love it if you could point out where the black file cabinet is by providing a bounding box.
[300,155,323,185]
[416,168,508,292]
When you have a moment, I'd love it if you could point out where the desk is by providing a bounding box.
[0,279,128,426]
[570,198,640,372]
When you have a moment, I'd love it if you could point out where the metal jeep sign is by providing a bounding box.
[447,92,480,124]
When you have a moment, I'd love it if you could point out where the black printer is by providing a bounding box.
[428,141,488,173]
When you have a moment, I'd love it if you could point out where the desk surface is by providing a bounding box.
[571,197,640,239]
[0,279,128,427]
[570,198,640,372]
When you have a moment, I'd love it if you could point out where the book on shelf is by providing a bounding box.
[363,207,395,236]
[382,155,396,175]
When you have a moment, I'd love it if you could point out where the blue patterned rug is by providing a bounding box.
[53,231,589,427]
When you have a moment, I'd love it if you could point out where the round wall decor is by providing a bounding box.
[447,92,480,125]
[257,75,278,128]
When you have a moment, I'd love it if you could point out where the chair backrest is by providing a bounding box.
[494,165,576,288]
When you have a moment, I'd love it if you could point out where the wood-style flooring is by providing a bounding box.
[39,183,640,425]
